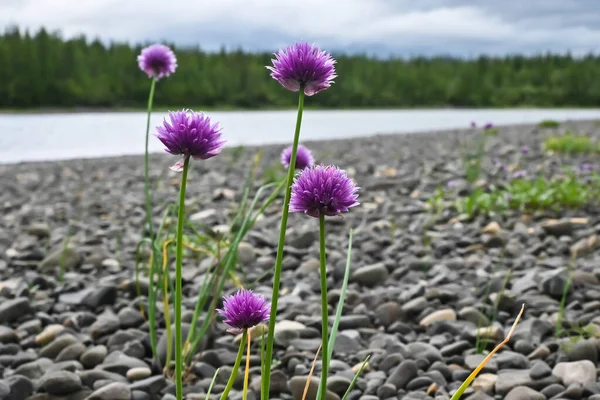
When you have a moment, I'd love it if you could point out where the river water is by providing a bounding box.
[2,108,600,163]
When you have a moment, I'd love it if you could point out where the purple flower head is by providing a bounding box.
[511,170,527,179]
[156,110,226,171]
[470,121,477,128]
[521,146,529,154]
[580,163,594,173]
[281,144,315,170]
[447,180,459,189]
[217,289,271,334]
[267,42,337,96]
[290,165,360,218]
[137,44,177,80]
[483,122,494,130]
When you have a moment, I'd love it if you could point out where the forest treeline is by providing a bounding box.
[2,26,600,109]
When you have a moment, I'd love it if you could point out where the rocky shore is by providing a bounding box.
[0,120,599,400]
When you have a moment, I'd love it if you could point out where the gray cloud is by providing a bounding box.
[1,0,599,56]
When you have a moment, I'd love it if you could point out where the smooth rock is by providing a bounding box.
[81,345,108,368]
[552,360,597,386]
[419,309,457,327]
[38,370,82,395]
[0,298,31,323]
[504,386,545,400]
[386,359,418,389]
[351,263,388,287]
[85,382,131,400]
[39,247,81,272]
[288,376,340,400]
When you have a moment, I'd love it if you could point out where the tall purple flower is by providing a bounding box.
[483,122,494,130]
[281,144,314,170]
[217,289,271,334]
[137,44,177,80]
[290,165,359,218]
[156,110,226,171]
[267,42,336,96]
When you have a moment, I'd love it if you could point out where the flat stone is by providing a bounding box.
[128,375,167,394]
[38,370,82,395]
[529,361,552,379]
[419,309,456,327]
[35,324,65,346]
[565,339,598,364]
[56,342,87,362]
[402,297,428,314]
[6,375,34,399]
[81,345,107,368]
[39,247,81,272]
[552,360,597,386]
[98,351,148,375]
[495,369,560,395]
[0,298,31,323]
[85,382,131,399]
[351,263,388,287]
[39,334,79,359]
[126,367,151,381]
[288,376,340,400]
[78,370,128,388]
[386,359,418,389]
[505,386,545,400]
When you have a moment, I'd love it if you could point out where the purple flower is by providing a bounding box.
[447,180,458,189]
[483,122,494,130]
[521,146,529,154]
[281,144,314,170]
[156,110,226,171]
[580,163,594,173]
[290,165,359,218]
[267,42,336,96]
[137,44,177,80]
[217,289,271,334]
[512,170,527,179]
[470,121,477,128]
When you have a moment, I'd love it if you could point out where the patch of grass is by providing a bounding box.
[261,162,286,184]
[544,132,600,154]
[228,145,245,167]
[455,173,600,217]
[484,127,499,136]
[538,119,561,129]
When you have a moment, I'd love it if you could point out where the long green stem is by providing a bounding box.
[262,88,305,399]
[144,77,157,238]
[318,214,329,400]
[220,331,247,400]
[143,77,159,364]
[175,156,190,400]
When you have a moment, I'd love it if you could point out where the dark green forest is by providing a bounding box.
[2,26,600,109]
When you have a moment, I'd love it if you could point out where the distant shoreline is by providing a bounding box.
[3,105,600,115]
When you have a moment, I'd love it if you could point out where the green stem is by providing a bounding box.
[318,214,329,400]
[220,331,247,400]
[144,77,159,365]
[144,77,157,238]
[262,88,305,400]
[175,156,191,400]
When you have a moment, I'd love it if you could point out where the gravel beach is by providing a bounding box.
[0,120,599,400]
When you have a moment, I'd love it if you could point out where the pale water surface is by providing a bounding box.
[2,109,600,163]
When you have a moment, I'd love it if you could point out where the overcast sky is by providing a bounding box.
[2,0,600,57]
